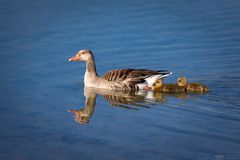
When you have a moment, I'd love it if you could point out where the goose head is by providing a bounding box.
[69,49,93,62]
[177,76,188,87]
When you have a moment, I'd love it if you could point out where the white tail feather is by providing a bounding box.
[145,72,172,86]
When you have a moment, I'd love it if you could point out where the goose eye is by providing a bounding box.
[82,52,85,54]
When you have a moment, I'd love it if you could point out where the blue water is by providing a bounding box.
[1,0,240,159]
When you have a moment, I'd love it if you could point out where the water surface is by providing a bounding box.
[0,0,240,160]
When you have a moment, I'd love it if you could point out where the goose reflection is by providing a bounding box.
[68,87,189,124]
[68,88,97,124]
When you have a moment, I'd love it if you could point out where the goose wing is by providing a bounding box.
[103,69,171,83]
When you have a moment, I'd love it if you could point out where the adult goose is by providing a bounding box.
[69,49,172,91]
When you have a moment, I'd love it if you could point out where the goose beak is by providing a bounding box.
[68,55,79,62]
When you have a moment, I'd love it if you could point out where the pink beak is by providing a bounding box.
[68,55,79,62]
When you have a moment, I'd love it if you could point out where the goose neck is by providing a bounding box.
[85,58,98,78]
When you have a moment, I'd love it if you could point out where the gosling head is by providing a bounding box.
[152,79,163,89]
[155,79,163,87]
[69,49,94,62]
[177,76,188,87]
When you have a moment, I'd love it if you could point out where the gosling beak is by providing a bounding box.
[68,55,79,62]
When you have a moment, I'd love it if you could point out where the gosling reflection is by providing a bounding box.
[68,87,190,124]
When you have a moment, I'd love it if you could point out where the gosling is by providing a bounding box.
[152,79,186,93]
[177,76,210,92]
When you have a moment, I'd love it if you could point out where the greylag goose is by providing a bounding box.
[177,76,210,92]
[152,79,186,93]
[69,49,172,91]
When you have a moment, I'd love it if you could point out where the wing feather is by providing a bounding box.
[103,69,171,83]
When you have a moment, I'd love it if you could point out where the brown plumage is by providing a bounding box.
[103,69,170,82]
